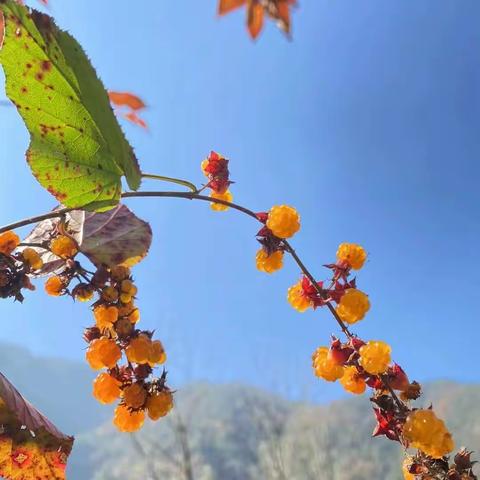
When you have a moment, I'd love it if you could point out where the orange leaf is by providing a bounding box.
[124,111,148,129]
[108,91,146,111]
[218,0,246,15]
[0,373,73,480]
[247,1,264,39]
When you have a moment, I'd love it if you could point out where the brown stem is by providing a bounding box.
[282,241,353,339]
[0,208,72,235]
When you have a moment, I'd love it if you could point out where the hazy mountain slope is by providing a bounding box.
[0,342,108,435]
[77,382,480,480]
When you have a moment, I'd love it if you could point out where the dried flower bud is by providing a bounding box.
[83,326,101,343]
[400,381,422,401]
[454,448,476,471]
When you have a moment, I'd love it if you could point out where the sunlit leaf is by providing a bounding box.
[218,0,246,15]
[0,1,142,211]
[70,204,152,268]
[20,204,152,272]
[108,91,146,111]
[0,372,73,480]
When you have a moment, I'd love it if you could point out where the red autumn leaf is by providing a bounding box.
[247,1,264,39]
[108,91,146,111]
[219,0,297,39]
[123,111,148,129]
[218,0,246,15]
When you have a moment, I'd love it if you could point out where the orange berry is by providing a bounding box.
[0,231,20,255]
[113,404,145,432]
[336,289,370,324]
[359,341,391,375]
[50,235,78,259]
[148,340,166,366]
[75,285,94,302]
[121,279,137,296]
[336,243,367,270]
[123,383,147,409]
[120,293,132,304]
[128,308,140,324]
[312,347,344,382]
[118,301,135,317]
[201,159,209,176]
[93,373,121,404]
[256,249,283,274]
[114,317,134,337]
[147,391,174,421]
[125,334,152,364]
[339,366,366,395]
[210,190,233,211]
[287,280,312,312]
[86,337,121,370]
[44,276,64,296]
[266,205,300,239]
[403,409,454,459]
[102,286,119,303]
[94,305,119,329]
[22,248,43,270]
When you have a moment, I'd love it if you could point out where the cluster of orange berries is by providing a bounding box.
[82,266,173,432]
[201,151,233,211]
[311,338,394,393]
[249,224,456,470]
[287,243,370,316]
[39,234,174,433]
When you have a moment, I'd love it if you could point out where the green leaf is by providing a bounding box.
[0,1,141,211]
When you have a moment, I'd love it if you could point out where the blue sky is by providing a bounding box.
[0,0,479,402]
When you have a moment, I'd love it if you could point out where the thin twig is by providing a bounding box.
[0,207,72,235]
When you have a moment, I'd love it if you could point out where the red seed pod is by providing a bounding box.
[349,337,366,350]
[328,338,354,366]
[83,326,101,343]
[387,363,409,391]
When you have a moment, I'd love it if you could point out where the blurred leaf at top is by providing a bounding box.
[218,0,297,39]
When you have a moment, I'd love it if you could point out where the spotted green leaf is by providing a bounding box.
[0,0,141,211]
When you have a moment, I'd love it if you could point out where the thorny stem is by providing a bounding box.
[0,188,406,411]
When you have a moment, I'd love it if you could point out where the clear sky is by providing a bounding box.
[0,0,479,403]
